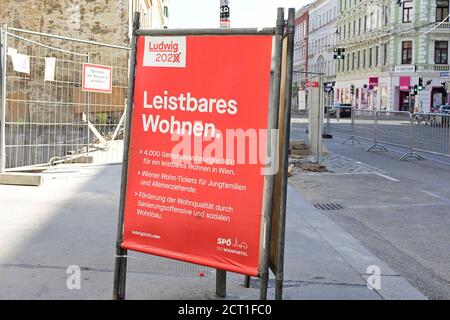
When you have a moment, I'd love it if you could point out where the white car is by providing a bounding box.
[438,105,450,114]
[432,105,450,114]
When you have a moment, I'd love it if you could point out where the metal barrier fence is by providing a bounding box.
[338,108,450,160]
[412,113,450,156]
[0,26,130,172]
[350,109,375,142]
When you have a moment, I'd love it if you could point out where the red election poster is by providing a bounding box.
[121,35,273,276]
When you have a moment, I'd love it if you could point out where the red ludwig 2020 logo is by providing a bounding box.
[143,36,186,68]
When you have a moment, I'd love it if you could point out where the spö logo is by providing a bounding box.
[144,36,186,68]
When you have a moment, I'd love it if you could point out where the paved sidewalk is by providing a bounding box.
[0,165,426,299]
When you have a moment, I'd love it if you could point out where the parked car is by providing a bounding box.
[436,105,450,114]
[331,103,352,118]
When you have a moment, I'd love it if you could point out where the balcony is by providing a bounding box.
[420,64,450,71]
[435,22,450,30]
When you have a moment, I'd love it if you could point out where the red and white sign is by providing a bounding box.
[82,63,112,93]
[369,77,379,87]
[143,37,186,68]
[306,80,319,88]
[121,35,274,276]
[399,76,411,91]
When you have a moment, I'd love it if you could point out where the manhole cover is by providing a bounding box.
[313,203,344,210]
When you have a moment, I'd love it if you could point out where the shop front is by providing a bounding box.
[431,86,448,111]
[398,76,414,112]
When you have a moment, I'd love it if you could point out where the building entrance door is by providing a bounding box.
[399,91,415,112]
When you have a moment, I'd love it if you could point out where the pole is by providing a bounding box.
[220,0,230,29]
[86,53,91,156]
[216,270,227,298]
[244,275,251,288]
[275,7,295,301]
[216,0,232,297]
[259,7,285,301]
[0,26,7,173]
[317,73,324,164]
[113,12,140,301]
[409,91,412,113]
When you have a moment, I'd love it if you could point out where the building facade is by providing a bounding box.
[335,0,450,112]
[131,0,169,32]
[308,0,338,107]
[293,5,310,110]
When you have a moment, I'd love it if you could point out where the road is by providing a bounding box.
[290,121,450,299]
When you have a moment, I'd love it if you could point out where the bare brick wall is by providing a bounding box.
[0,0,130,46]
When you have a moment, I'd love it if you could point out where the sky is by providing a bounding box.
[169,0,311,29]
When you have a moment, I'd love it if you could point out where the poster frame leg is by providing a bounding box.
[259,7,285,301]
[216,269,227,298]
[274,7,296,301]
[244,275,251,288]
[0,26,7,173]
[112,12,140,301]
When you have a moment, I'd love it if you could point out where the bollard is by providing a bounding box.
[216,269,227,298]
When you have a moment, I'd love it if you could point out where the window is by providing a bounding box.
[375,46,379,67]
[403,1,413,23]
[352,52,355,70]
[384,6,389,25]
[435,41,448,64]
[369,48,373,67]
[436,0,449,22]
[357,51,361,69]
[363,49,366,68]
[384,43,388,65]
[358,17,361,35]
[353,20,356,36]
[402,41,413,64]
[164,6,169,18]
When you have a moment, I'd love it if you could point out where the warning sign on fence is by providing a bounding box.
[121,35,274,276]
[82,63,112,93]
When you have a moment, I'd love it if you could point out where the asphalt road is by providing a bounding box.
[290,122,450,299]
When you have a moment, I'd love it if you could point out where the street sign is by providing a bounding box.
[220,0,230,29]
[82,63,112,93]
[121,34,274,276]
[306,80,319,87]
[394,65,416,73]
